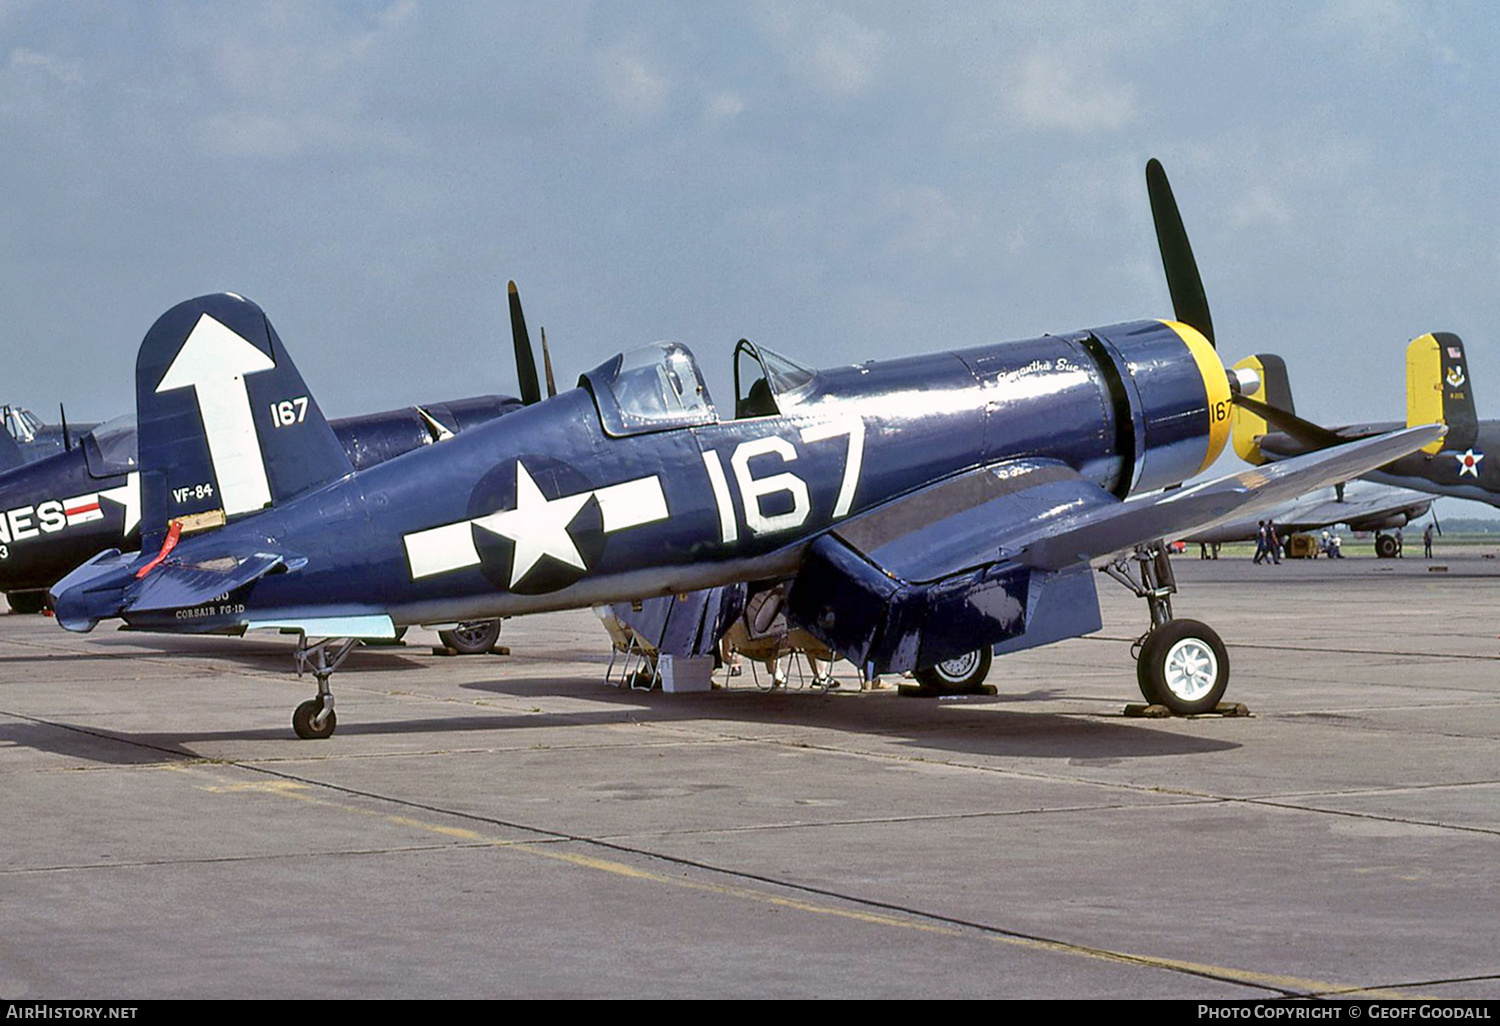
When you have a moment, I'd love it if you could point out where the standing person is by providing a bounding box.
[1267,519,1282,564]
[1253,521,1268,564]
[1424,522,1435,558]
[1396,526,1404,557]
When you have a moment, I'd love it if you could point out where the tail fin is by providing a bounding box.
[1231,354,1294,465]
[1407,332,1477,454]
[136,294,352,552]
[0,426,23,474]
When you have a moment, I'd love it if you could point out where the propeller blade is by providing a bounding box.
[1146,158,1215,347]
[1234,394,1348,449]
[508,280,542,406]
[541,326,557,398]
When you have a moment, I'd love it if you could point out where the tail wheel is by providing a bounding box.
[292,698,336,740]
[439,619,502,655]
[913,648,993,693]
[1136,619,1229,715]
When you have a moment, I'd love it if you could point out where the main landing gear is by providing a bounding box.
[912,648,994,693]
[1102,542,1230,715]
[291,636,361,739]
[437,619,502,655]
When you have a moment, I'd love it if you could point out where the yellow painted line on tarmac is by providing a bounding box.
[189,764,1429,998]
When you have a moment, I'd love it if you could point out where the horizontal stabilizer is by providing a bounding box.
[50,544,302,632]
[125,551,298,613]
[1016,424,1444,570]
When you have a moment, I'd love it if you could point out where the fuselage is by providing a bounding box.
[1,397,521,595]
[59,318,1231,635]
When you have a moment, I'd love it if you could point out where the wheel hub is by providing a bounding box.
[936,651,980,682]
[1162,638,1217,701]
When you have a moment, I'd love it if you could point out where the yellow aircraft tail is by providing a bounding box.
[1230,354,1294,465]
[1406,332,1476,454]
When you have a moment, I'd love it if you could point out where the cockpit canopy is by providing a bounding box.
[733,340,816,419]
[582,342,718,437]
[581,339,821,436]
[83,413,138,478]
[2,406,43,444]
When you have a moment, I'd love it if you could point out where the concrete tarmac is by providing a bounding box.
[2,552,1499,999]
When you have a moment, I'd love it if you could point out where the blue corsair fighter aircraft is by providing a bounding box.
[50,161,1443,737]
[0,283,557,625]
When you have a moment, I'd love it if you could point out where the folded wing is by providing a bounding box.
[786,425,1442,676]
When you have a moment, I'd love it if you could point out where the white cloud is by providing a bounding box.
[705,90,745,124]
[1007,52,1135,133]
[874,185,963,259]
[596,36,670,122]
[753,2,886,99]
[0,47,84,118]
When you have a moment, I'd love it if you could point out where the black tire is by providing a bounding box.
[913,648,993,693]
[1136,619,1229,715]
[438,619,502,655]
[292,699,336,740]
[6,591,46,615]
[1375,534,1398,559]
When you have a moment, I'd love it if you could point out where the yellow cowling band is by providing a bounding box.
[1161,320,1231,474]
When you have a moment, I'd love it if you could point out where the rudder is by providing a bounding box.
[1407,332,1476,454]
[135,293,352,551]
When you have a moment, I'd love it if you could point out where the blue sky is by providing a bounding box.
[2,0,1497,457]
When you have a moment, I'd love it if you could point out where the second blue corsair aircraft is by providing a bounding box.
[50,161,1442,737]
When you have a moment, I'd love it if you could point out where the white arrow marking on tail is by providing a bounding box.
[155,314,276,517]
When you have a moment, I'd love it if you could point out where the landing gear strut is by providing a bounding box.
[1102,542,1230,715]
[291,636,360,739]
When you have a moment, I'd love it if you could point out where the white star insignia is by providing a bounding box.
[1455,449,1484,478]
[402,464,670,584]
[98,472,142,535]
[471,462,592,587]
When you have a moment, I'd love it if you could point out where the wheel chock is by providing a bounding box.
[897,682,998,698]
[1124,701,1250,718]
[431,645,511,657]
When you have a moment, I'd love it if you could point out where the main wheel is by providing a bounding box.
[6,591,46,615]
[1136,619,1229,715]
[438,619,501,654]
[292,698,336,740]
[913,648,993,693]
[1375,534,1398,559]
